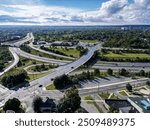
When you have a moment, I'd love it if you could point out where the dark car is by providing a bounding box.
[39,85,43,88]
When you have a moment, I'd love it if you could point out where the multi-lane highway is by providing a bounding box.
[29,42,75,60]
[0,44,100,110]
[0,32,150,112]
[13,47,70,65]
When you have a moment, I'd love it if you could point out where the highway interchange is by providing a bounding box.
[0,33,150,112]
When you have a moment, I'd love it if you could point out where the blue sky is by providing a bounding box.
[0,0,149,25]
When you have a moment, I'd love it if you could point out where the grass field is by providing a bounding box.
[46,84,56,90]
[49,47,80,58]
[80,40,97,43]
[98,92,110,99]
[109,93,119,99]
[22,46,71,61]
[27,72,50,81]
[119,90,128,96]
[103,51,150,60]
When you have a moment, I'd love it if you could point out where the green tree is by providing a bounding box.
[3,98,23,113]
[119,68,128,76]
[107,68,113,75]
[57,86,81,113]
[94,69,100,77]
[32,96,43,113]
[53,74,71,89]
[126,83,133,92]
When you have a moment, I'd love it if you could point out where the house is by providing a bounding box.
[105,99,139,113]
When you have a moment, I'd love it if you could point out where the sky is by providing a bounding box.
[0,0,149,25]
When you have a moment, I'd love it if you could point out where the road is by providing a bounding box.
[0,44,100,111]
[29,42,75,60]
[1,33,34,47]
[0,47,19,76]
[79,78,149,96]
[13,47,70,65]
[93,62,150,72]
[29,44,100,87]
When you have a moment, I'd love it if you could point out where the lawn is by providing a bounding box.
[109,93,119,99]
[49,47,80,58]
[119,90,128,96]
[26,72,50,81]
[103,51,150,60]
[80,40,97,43]
[46,84,56,90]
[98,92,110,99]
[26,64,56,73]
[84,96,103,113]
[22,46,71,61]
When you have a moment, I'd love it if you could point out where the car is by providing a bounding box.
[39,85,43,88]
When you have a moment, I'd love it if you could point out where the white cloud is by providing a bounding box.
[0,0,149,25]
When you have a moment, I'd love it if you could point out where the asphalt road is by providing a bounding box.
[29,42,75,60]
[13,47,70,65]
[79,78,149,96]
[0,47,19,76]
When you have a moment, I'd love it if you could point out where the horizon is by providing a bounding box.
[0,0,150,26]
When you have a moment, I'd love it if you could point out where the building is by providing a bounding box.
[105,99,139,113]
[128,97,150,113]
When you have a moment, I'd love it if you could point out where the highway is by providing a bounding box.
[13,47,70,65]
[1,32,34,47]
[0,33,150,112]
[0,44,100,110]
[29,44,100,87]
[29,42,75,60]
[0,47,19,76]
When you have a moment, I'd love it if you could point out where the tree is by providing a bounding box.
[107,68,113,75]
[126,83,132,92]
[3,98,22,113]
[32,96,43,113]
[139,70,146,76]
[146,80,150,86]
[57,86,81,113]
[53,74,71,89]
[0,69,27,87]
[94,69,100,77]
[0,63,4,71]
[119,68,128,76]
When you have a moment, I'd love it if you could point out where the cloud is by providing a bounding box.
[0,0,149,25]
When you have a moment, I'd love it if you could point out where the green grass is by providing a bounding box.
[27,65,55,73]
[80,40,97,43]
[0,108,3,113]
[49,47,80,58]
[103,51,150,60]
[22,46,71,61]
[119,91,128,96]
[109,94,119,99]
[26,72,50,81]
[46,84,56,90]
[84,96,103,113]
[98,92,110,99]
